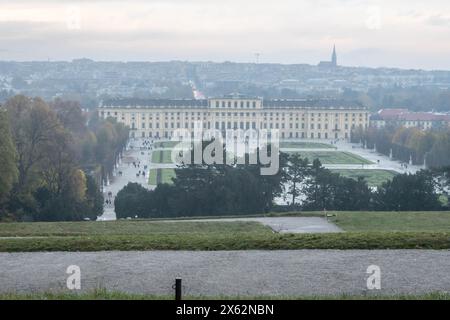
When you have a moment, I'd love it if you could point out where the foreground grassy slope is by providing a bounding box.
[328,211,450,232]
[1,212,450,251]
[1,231,450,251]
[1,289,449,300]
[0,220,269,237]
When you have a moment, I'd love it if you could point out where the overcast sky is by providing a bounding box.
[1,0,450,69]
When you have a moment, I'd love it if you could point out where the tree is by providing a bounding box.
[429,167,450,210]
[3,95,116,221]
[113,144,288,218]
[333,176,372,211]
[83,175,104,220]
[90,117,129,179]
[286,154,309,206]
[374,171,442,211]
[0,109,18,216]
[427,132,450,168]
[115,183,151,219]
[302,158,373,211]
[4,96,62,216]
[49,98,86,136]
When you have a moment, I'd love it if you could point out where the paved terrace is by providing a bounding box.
[1,250,449,297]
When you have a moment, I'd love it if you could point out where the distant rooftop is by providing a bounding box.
[101,97,365,110]
[220,93,259,99]
[373,108,450,122]
[263,99,363,109]
[399,112,450,122]
[102,98,208,108]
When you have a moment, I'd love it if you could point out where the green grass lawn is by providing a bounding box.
[1,212,450,251]
[328,211,450,232]
[439,195,449,206]
[331,169,397,186]
[0,231,449,251]
[280,142,335,149]
[0,220,268,237]
[286,151,373,164]
[148,169,157,185]
[148,169,176,185]
[152,141,180,149]
[161,168,176,184]
[151,150,174,164]
[1,289,449,300]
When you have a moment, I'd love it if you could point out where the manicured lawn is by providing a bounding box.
[328,211,450,232]
[151,150,174,164]
[330,169,397,186]
[148,169,158,185]
[0,231,449,251]
[280,142,335,149]
[287,151,372,164]
[2,212,450,252]
[148,169,176,185]
[439,195,449,206]
[161,168,176,184]
[152,141,180,149]
[0,214,450,251]
[0,220,269,237]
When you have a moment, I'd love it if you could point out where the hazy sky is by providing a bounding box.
[1,0,450,69]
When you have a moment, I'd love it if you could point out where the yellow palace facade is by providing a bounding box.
[98,96,369,140]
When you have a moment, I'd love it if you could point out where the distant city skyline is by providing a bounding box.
[1,0,450,70]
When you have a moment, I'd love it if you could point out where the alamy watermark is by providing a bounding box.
[169,123,280,176]
[66,265,81,290]
[366,265,381,290]
[62,264,382,292]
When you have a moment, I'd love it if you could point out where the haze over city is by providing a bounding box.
[2,0,450,306]
[1,0,450,69]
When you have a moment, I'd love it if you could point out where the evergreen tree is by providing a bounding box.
[374,171,442,211]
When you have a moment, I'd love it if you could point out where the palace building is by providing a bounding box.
[98,95,369,140]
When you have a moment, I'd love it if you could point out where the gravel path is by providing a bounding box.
[1,250,449,296]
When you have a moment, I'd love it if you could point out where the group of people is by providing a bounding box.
[131,161,148,178]
[132,161,141,168]
[136,170,147,178]
[105,191,114,207]
[104,137,157,210]
[140,139,154,151]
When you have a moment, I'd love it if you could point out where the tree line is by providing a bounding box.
[0,95,128,221]
[115,148,450,219]
[352,126,450,168]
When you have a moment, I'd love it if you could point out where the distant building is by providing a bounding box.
[370,108,450,130]
[370,108,408,128]
[318,45,337,68]
[98,96,369,140]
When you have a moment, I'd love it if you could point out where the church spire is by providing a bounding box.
[331,45,337,67]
